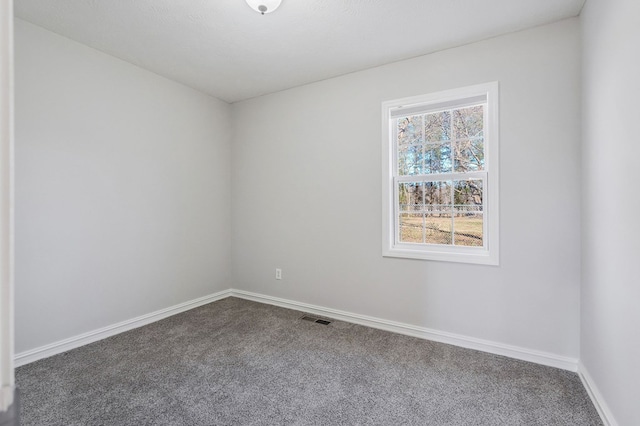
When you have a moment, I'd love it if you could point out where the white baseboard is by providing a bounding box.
[14,289,232,367]
[0,386,15,412]
[578,361,618,426]
[12,287,605,424]
[14,287,579,375]
[229,289,579,372]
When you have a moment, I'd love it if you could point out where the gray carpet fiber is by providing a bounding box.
[17,297,602,425]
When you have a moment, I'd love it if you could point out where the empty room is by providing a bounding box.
[0,0,638,425]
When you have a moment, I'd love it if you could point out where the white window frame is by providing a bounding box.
[382,82,499,265]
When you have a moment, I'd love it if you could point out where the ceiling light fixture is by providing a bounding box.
[245,0,282,15]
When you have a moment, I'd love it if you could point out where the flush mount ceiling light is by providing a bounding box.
[245,0,282,15]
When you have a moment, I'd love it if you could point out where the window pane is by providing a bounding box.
[453,215,483,246]
[425,111,451,142]
[399,182,424,243]
[424,180,452,207]
[453,105,483,139]
[453,179,483,246]
[398,182,423,212]
[400,213,424,243]
[397,179,486,247]
[397,116,423,145]
[425,213,452,245]
[424,142,452,173]
[453,138,484,172]
[453,179,482,205]
[398,144,423,175]
[424,180,452,245]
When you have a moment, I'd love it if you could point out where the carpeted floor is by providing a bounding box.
[17,297,602,425]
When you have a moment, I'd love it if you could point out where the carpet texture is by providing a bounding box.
[17,297,602,425]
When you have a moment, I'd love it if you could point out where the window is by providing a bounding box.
[382,82,499,265]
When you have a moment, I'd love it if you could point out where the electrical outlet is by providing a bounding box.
[275,268,282,280]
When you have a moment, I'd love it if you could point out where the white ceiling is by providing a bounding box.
[15,0,586,103]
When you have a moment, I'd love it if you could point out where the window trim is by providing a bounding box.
[382,82,499,265]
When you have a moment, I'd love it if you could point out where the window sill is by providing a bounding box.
[383,246,498,265]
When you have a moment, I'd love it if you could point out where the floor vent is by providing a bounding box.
[300,315,331,325]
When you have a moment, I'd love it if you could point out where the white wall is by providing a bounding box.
[14,19,231,353]
[581,0,640,424]
[232,19,582,358]
[0,0,15,412]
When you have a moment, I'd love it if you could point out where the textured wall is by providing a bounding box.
[581,0,640,424]
[14,19,231,353]
[232,19,582,358]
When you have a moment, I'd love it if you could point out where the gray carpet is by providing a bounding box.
[17,297,602,425]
